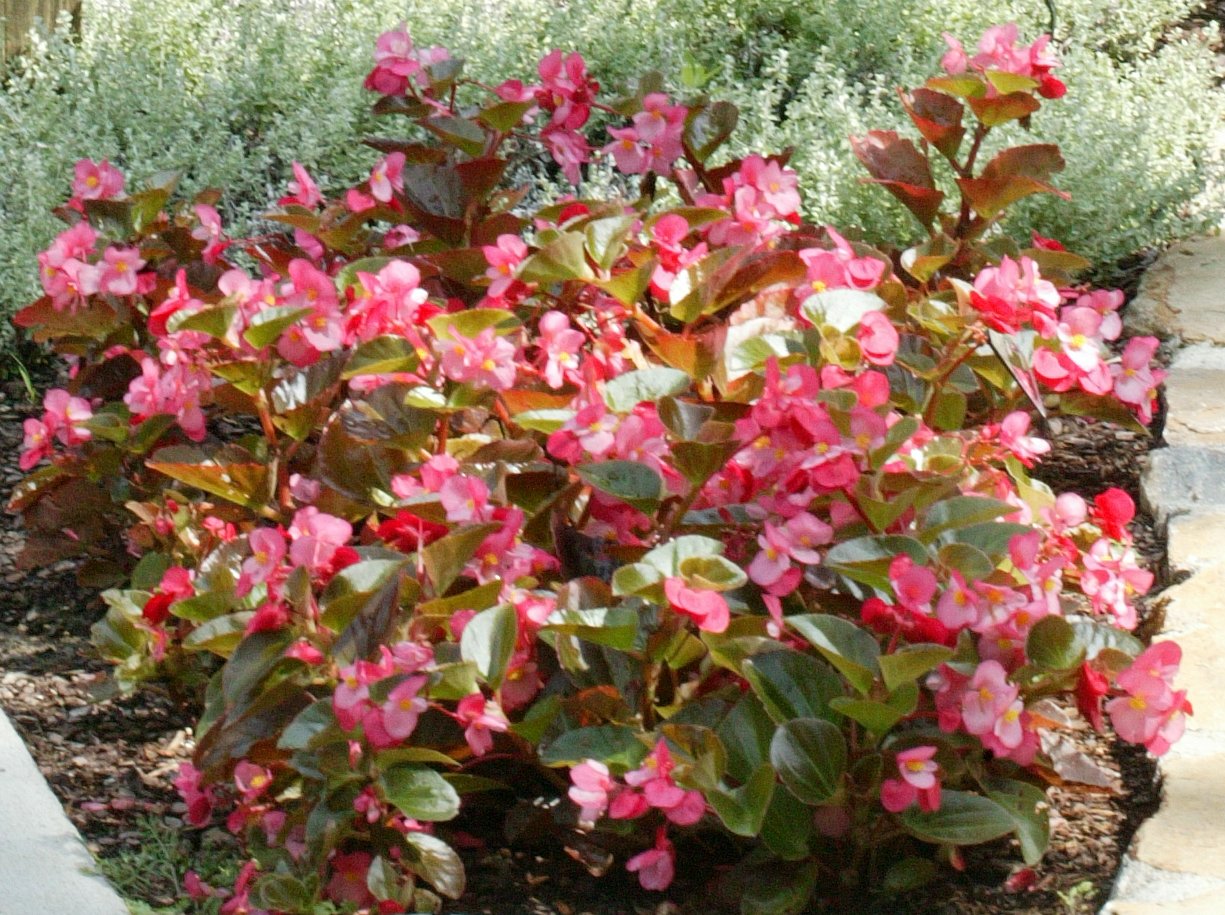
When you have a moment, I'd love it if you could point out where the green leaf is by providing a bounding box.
[879,643,954,692]
[987,779,1050,865]
[742,651,843,725]
[788,615,880,695]
[823,535,929,592]
[683,100,739,163]
[518,231,594,283]
[542,606,639,650]
[883,857,937,893]
[826,697,904,734]
[679,554,747,591]
[539,725,648,769]
[404,832,466,900]
[478,99,535,132]
[800,289,887,333]
[761,786,814,860]
[182,612,254,655]
[320,559,405,633]
[512,408,574,433]
[769,717,847,804]
[243,306,310,349]
[168,303,236,339]
[642,535,725,576]
[603,367,691,413]
[611,562,664,598]
[460,604,518,688]
[898,789,1015,845]
[942,521,1031,556]
[920,496,1015,543]
[584,215,635,272]
[278,701,336,751]
[707,763,776,837]
[1071,619,1143,661]
[426,307,521,341]
[422,115,487,156]
[342,335,422,379]
[1026,615,1083,670]
[937,542,995,581]
[421,523,500,595]
[717,693,776,782]
[378,765,462,821]
[576,460,662,512]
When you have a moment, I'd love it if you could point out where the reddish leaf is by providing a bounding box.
[967,92,1040,128]
[899,88,966,159]
[851,131,945,225]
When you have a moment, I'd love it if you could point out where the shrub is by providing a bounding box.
[10,20,1191,914]
[0,0,1221,350]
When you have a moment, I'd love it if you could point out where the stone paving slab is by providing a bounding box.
[1167,509,1225,573]
[1128,234,1225,343]
[1110,235,1225,913]
[1140,445,1225,525]
[0,709,128,915]
[1160,344,1225,447]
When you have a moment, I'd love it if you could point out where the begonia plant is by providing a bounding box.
[9,20,1187,913]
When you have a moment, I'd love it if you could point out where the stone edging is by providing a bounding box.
[1103,234,1225,913]
[0,708,129,914]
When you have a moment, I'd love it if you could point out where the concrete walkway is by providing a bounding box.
[1103,233,1225,913]
[0,709,128,914]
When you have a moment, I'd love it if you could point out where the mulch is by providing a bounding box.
[0,333,1170,915]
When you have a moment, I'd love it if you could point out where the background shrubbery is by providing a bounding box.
[1,0,1222,350]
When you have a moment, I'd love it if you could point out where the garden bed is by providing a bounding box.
[0,371,1169,915]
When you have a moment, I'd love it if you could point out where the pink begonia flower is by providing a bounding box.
[363,24,439,96]
[383,224,421,248]
[536,49,598,131]
[19,417,52,470]
[1111,336,1162,417]
[537,310,584,388]
[124,357,209,441]
[799,227,886,293]
[72,158,125,201]
[970,255,1060,333]
[889,555,938,613]
[233,761,273,802]
[568,759,614,827]
[439,474,490,522]
[97,246,146,297]
[626,827,676,891]
[880,745,941,813]
[379,675,429,742]
[42,388,93,446]
[603,126,647,174]
[286,640,325,664]
[288,507,352,573]
[960,660,1018,737]
[280,161,322,208]
[998,410,1050,465]
[436,326,518,390]
[542,126,590,185]
[1076,288,1124,340]
[483,234,529,298]
[936,570,980,630]
[857,310,899,365]
[622,741,706,826]
[369,152,405,203]
[941,32,969,74]
[244,601,289,635]
[456,693,509,756]
[1106,642,1188,756]
[663,576,730,633]
[174,762,215,827]
[237,527,286,596]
